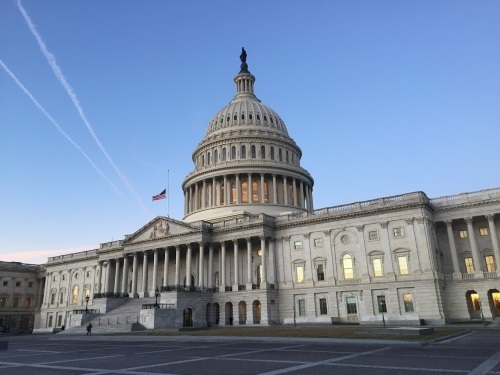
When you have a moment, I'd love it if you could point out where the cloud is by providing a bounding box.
[1,245,97,265]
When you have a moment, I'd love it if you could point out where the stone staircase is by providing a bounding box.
[59,297,156,334]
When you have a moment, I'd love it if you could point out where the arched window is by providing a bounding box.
[221,183,225,204]
[264,181,269,202]
[207,152,211,165]
[241,113,245,120]
[202,154,205,166]
[214,150,218,163]
[252,181,259,202]
[231,180,236,203]
[342,254,354,279]
[291,153,295,164]
[227,116,230,123]
[242,181,248,203]
[317,265,325,281]
[241,145,246,159]
[251,145,256,159]
[72,285,79,303]
[249,113,253,120]
[278,149,283,161]
[270,147,275,160]
[261,145,266,159]
[286,150,289,163]
[231,146,236,160]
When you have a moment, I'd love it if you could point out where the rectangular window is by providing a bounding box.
[264,182,269,202]
[0,297,5,308]
[2,281,7,286]
[62,274,67,281]
[294,241,302,250]
[479,227,489,236]
[28,281,33,287]
[313,238,323,248]
[393,227,404,238]
[296,266,304,283]
[25,297,31,308]
[459,230,468,238]
[60,293,65,304]
[368,230,379,241]
[252,181,259,202]
[53,275,58,282]
[51,293,56,305]
[485,255,496,272]
[403,293,414,312]
[319,298,328,315]
[298,299,306,316]
[465,257,475,274]
[346,297,357,314]
[372,258,383,277]
[398,256,409,275]
[13,297,19,308]
[16,282,21,287]
[377,295,387,313]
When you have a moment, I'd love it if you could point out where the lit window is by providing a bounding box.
[317,265,325,281]
[85,289,90,297]
[470,293,480,311]
[373,258,383,277]
[221,183,225,204]
[313,238,323,248]
[398,256,409,275]
[296,266,304,283]
[393,227,404,238]
[465,257,474,274]
[319,298,328,315]
[264,182,269,202]
[346,297,357,314]
[298,299,306,316]
[294,241,302,250]
[459,230,468,238]
[252,181,259,202]
[25,297,31,308]
[342,254,354,279]
[230,180,236,203]
[377,295,387,313]
[485,255,496,272]
[241,181,248,203]
[28,282,33,288]
[72,285,79,303]
[368,230,379,241]
[403,293,414,312]
[479,228,489,236]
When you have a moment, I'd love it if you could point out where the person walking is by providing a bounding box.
[86,323,92,336]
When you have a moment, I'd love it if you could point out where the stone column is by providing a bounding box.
[122,256,129,294]
[269,238,276,284]
[309,186,314,210]
[272,174,277,204]
[444,220,462,276]
[224,175,228,205]
[97,262,103,293]
[151,249,158,295]
[113,258,121,294]
[190,185,194,212]
[184,190,187,216]
[186,244,192,287]
[202,180,206,208]
[233,239,239,290]
[194,183,199,210]
[198,243,204,288]
[208,244,214,288]
[486,215,500,272]
[260,236,267,285]
[248,173,252,204]
[221,242,226,289]
[299,180,304,208]
[292,177,297,206]
[164,248,169,286]
[212,177,216,206]
[140,252,149,297]
[465,217,483,274]
[132,253,138,298]
[260,174,265,203]
[236,174,241,204]
[283,176,288,205]
[305,184,310,211]
[175,246,180,286]
[36,277,44,307]
[103,263,110,293]
[246,237,253,287]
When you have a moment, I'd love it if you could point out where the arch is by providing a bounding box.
[183,307,193,327]
[487,289,500,318]
[261,145,266,159]
[222,148,227,161]
[252,300,261,324]
[225,302,233,325]
[238,301,247,324]
[241,145,246,159]
[251,145,256,159]
[214,149,218,163]
[72,285,79,303]
[465,290,481,320]
[214,302,220,325]
[341,253,354,279]
[231,146,236,160]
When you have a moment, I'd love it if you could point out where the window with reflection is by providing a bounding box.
[470,293,480,311]
[264,182,269,202]
[342,254,354,279]
[230,180,236,203]
[403,293,414,312]
[241,181,248,203]
[465,257,474,274]
[252,181,259,202]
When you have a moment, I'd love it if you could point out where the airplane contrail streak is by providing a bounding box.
[0,59,123,198]
[16,0,150,216]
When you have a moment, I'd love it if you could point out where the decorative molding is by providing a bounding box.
[380,221,388,228]
[444,220,453,226]
[464,217,473,225]
[303,233,310,239]
[405,218,414,225]
[356,225,364,232]
[323,229,332,236]
[283,236,291,241]
[486,214,495,222]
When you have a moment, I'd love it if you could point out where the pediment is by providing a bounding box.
[124,216,199,245]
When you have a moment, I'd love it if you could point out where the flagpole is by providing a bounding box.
[167,169,170,218]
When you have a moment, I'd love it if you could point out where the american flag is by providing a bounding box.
[152,189,166,201]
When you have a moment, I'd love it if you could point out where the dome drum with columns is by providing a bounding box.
[183,51,314,222]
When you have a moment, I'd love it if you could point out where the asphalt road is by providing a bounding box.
[0,330,499,374]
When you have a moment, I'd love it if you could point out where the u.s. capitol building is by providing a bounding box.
[2,51,499,333]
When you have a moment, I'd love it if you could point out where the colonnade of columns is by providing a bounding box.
[443,215,500,276]
[95,237,275,298]
[184,173,313,215]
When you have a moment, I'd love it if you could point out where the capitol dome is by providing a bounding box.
[182,49,314,223]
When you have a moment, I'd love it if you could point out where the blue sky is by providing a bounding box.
[1,1,499,264]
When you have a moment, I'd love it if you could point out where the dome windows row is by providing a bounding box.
[209,111,286,133]
[196,143,300,168]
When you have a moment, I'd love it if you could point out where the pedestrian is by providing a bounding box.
[86,323,92,336]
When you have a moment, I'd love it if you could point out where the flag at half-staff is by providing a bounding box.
[152,189,166,201]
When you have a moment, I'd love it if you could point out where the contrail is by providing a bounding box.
[16,0,150,216]
[0,59,123,198]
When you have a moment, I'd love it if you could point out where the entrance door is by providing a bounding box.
[346,296,358,322]
[489,291,500,318]
[183,308,193,327]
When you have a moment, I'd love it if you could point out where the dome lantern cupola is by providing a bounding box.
[182,49,314,223]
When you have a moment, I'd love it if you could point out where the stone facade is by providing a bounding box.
[4,53,500,331]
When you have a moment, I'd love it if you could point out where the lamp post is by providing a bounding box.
[379,295,387,328]
[155,286,160,308]
[293,304,297,327]
[479,298,486,326]
[85,295,90,313]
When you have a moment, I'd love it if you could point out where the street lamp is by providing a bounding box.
[293,304,297,327]
[155,287,160,308]
[378,295,387,328]
[85,295,90,313]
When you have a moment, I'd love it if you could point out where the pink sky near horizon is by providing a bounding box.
[0,245,98,265]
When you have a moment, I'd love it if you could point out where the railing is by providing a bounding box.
[72,309,99,314]
[337,278,362,285]
[429,187,500,207]
[269,284,275,290]
[252,283,260,290]
[238,285,246,291]
[160,285,202,292]
[462,274,475,280]
[205,287,219,293]
[444,274,453,281]
[0,261,43,271]
[48,249,97,263]
[141,303,175,310]
[99,240,124,249]
[484,272,498,278]
[225,286,232,292]
[93,292,129,299]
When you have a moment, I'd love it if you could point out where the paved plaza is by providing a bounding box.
[0,330,499,374]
